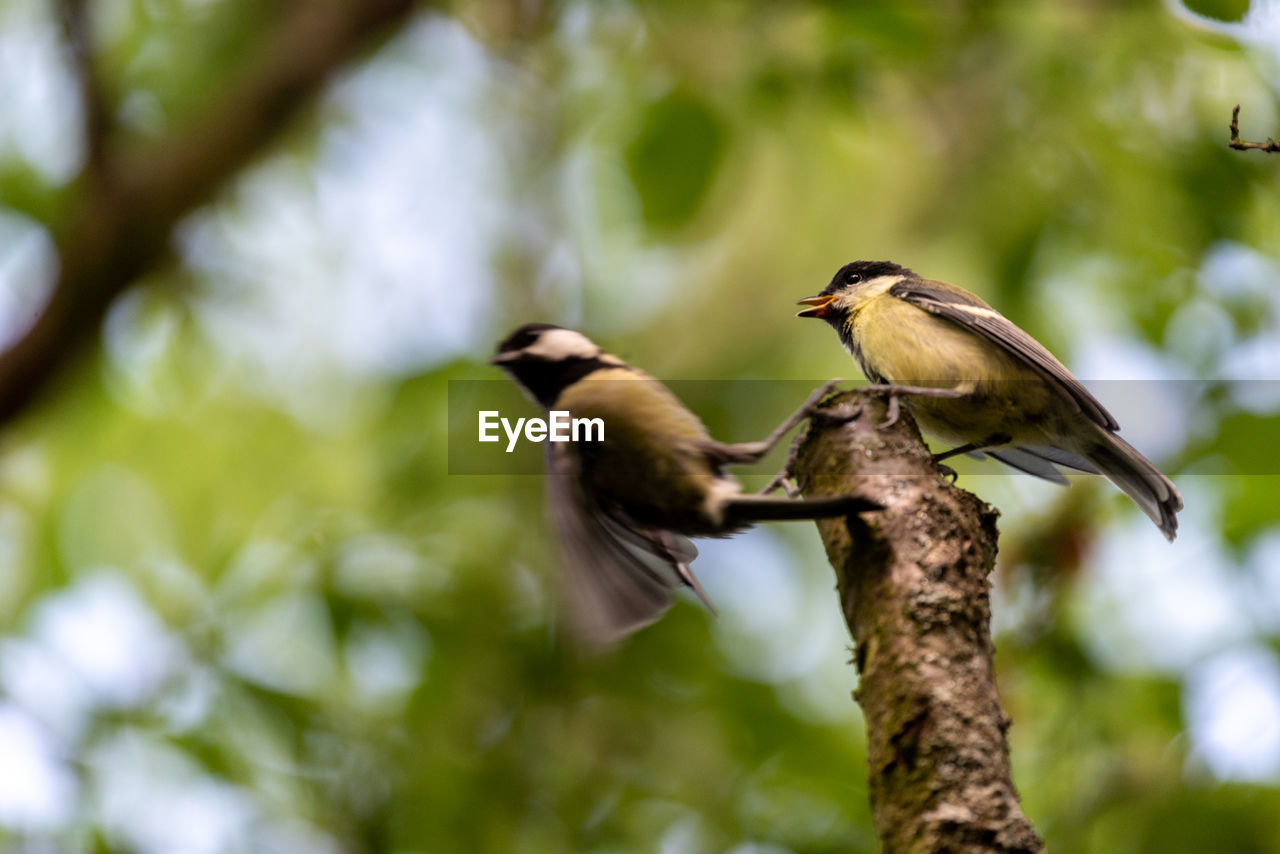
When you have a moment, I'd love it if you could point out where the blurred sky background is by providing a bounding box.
[3,0,1280,852]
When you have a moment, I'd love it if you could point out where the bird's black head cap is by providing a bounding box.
[822,260,915,295]
[492,323,614,408]
[496,322,566,356]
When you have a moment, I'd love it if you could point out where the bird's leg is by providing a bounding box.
[761,430,808,497]
[752,379,856,496]
[931,432,1011,463]
[752,378,844,457]
[882,393,903,429]
[856,384,967,429]
[760,403,863,496]
[931,442,983,463]
[761,384,967,494]
[931,432,1008,483]
[722,379,843,466]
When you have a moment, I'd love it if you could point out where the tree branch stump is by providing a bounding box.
[792,390,1043,854]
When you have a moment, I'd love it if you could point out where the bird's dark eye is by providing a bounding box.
[843,271,861,285]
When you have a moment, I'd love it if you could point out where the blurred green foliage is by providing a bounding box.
[626,89,728,230]
[2,0,1280,852]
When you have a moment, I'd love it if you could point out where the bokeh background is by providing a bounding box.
[2,0,1280,851]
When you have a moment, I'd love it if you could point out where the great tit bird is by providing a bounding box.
[493,323,881,643]
[797,260,1183,540]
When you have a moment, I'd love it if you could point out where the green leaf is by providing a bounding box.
[625,89,727,231]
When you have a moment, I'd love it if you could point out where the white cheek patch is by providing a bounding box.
[525,329,601,361]
[856,275,900,300]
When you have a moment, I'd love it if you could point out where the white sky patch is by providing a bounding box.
[1036,254,1132,343]
[1075,480,1252,673]
[0,0,81,183]
[153,662,218,735]
[696,532,857,724]
[0,704,76,832]
[90,729,258,854]
[29,572,182,709]
[0,637,95,744]
[1185,644,1280,782]
[657,812,712,854]
[1198,240,1280,303]
[494,0,711,335]
[0,210,57,353]
[1219,334,1280,413]
[1244,527,1280,634]
[1165,0,1280,90]
[1070,335,1192,462]
[1034,252,1194,460]
[699,533,822,680]
[221,592,337,697]
[1163,297,1236,376]
[726,845,794,854]
[960,472,1064,533]
[254,819,345,854]
[559,141,687,330]
[1196,241,1280,413]
[180,16,510,422]
[343,619,429,711]
[334,532,440,601]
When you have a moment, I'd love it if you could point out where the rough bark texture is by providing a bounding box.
[792,391,1043,854]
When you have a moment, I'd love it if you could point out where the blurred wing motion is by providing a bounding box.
[545,444,711,646]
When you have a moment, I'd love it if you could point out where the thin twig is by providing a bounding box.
[1229,104,1280,153]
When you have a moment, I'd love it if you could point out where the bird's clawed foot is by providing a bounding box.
[857,384,965,431]
[934,461,959,483]
[881,394,901,429]
[761,379,851,497]
[763,410,855,497]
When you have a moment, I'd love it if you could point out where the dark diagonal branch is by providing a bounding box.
[0,0,418,427]
[792,390,1043,854]
[58,0,111,173]
[1229,104,1280,153]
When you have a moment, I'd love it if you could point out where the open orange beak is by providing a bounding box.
[796,294,836,319]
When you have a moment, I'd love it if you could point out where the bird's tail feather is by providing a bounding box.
[724,493,881,525]
[1084,431,1182,541]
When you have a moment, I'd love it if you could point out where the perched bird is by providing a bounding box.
[797,260,1182,540]
[492,323,881,643]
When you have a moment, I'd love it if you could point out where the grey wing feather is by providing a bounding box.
[982,448,1070,485]
[891,281,1120,431]
[545,444,709,646]
[1021,445,1099,474]
[972,445,1099,485]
